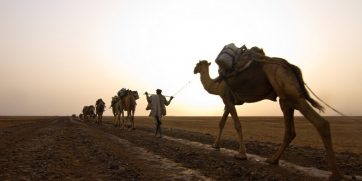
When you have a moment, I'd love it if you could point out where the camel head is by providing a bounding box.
[194,60,211,74]
[89,105,95,113]
[112,95,119,101]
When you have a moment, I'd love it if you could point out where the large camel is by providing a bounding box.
[95,99,106,124]
[193,59,342,180]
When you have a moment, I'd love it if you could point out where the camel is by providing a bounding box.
[95,99,106,124]
[82,106,88,120]
[121,90,137,129]
[82,105,95,121]
[111,90,137,129]
[193,59,342,180]
[111,96,122,127]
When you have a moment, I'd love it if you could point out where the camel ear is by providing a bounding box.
[208,62,211,65]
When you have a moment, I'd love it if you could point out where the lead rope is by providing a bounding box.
[143,76,197,98]
[304,83,358,121]
[172,76,197,97]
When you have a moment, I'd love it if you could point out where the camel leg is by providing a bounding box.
[212,107,229,149]
[116,115,118,126]
[266,99,296,164]
[225,102,247,160]
[121,111,125,129]
[131,110,135,130]
[125,116,129,129]
[115,114,118,127]
[127,110,132,129]
[297,99,342,180]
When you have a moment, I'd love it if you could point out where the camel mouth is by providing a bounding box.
[193,65,200,74]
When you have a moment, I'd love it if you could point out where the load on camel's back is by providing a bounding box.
[118,88,139,100]
[214,43,266,82]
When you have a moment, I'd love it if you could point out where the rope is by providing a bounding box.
[144,76,196,98]
[172,76,197,97]
[305,83,358,121]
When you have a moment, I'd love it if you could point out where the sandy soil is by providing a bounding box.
[0,116,360,180]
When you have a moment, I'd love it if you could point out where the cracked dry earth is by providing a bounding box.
[0,117,361,180]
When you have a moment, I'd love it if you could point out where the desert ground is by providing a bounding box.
[0,116,361,180]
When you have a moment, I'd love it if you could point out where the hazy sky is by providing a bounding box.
[1,0,362,116]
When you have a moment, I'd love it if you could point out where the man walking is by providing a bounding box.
[145,89,173,138]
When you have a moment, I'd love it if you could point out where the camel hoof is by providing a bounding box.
[212,144,220,150]
[234,153,247,160]
[266,158,279,165]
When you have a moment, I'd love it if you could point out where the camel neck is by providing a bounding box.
[199,67,224,95]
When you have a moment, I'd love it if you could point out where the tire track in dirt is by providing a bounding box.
[136,124,362,178]
[72,118,213,180]
[84,120,316,180]
[112,126,348,180]
[160,135,362,180]
[107,133,212,180]
[94,120,362,180]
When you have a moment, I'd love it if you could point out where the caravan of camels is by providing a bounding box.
[80,88,138,129]
[77,43,342,180]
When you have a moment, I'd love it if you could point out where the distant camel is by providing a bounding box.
[111,96,122,127]
[194,58,342,180]
[121,90,137,129]
[95,99,106,124]
[82,105,95,121]
[82,106,88,120]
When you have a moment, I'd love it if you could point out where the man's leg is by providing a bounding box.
[154,116,159,136]
[158,118,162,137]
[155,116,162,137]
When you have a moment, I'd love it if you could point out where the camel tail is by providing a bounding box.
[290,64,325,112]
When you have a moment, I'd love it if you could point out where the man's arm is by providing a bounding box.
[163,95,174,106]
[145,92,151,103]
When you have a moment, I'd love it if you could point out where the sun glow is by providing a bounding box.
[1,0,362,116]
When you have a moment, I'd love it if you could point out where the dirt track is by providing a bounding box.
[0,117,361,180]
